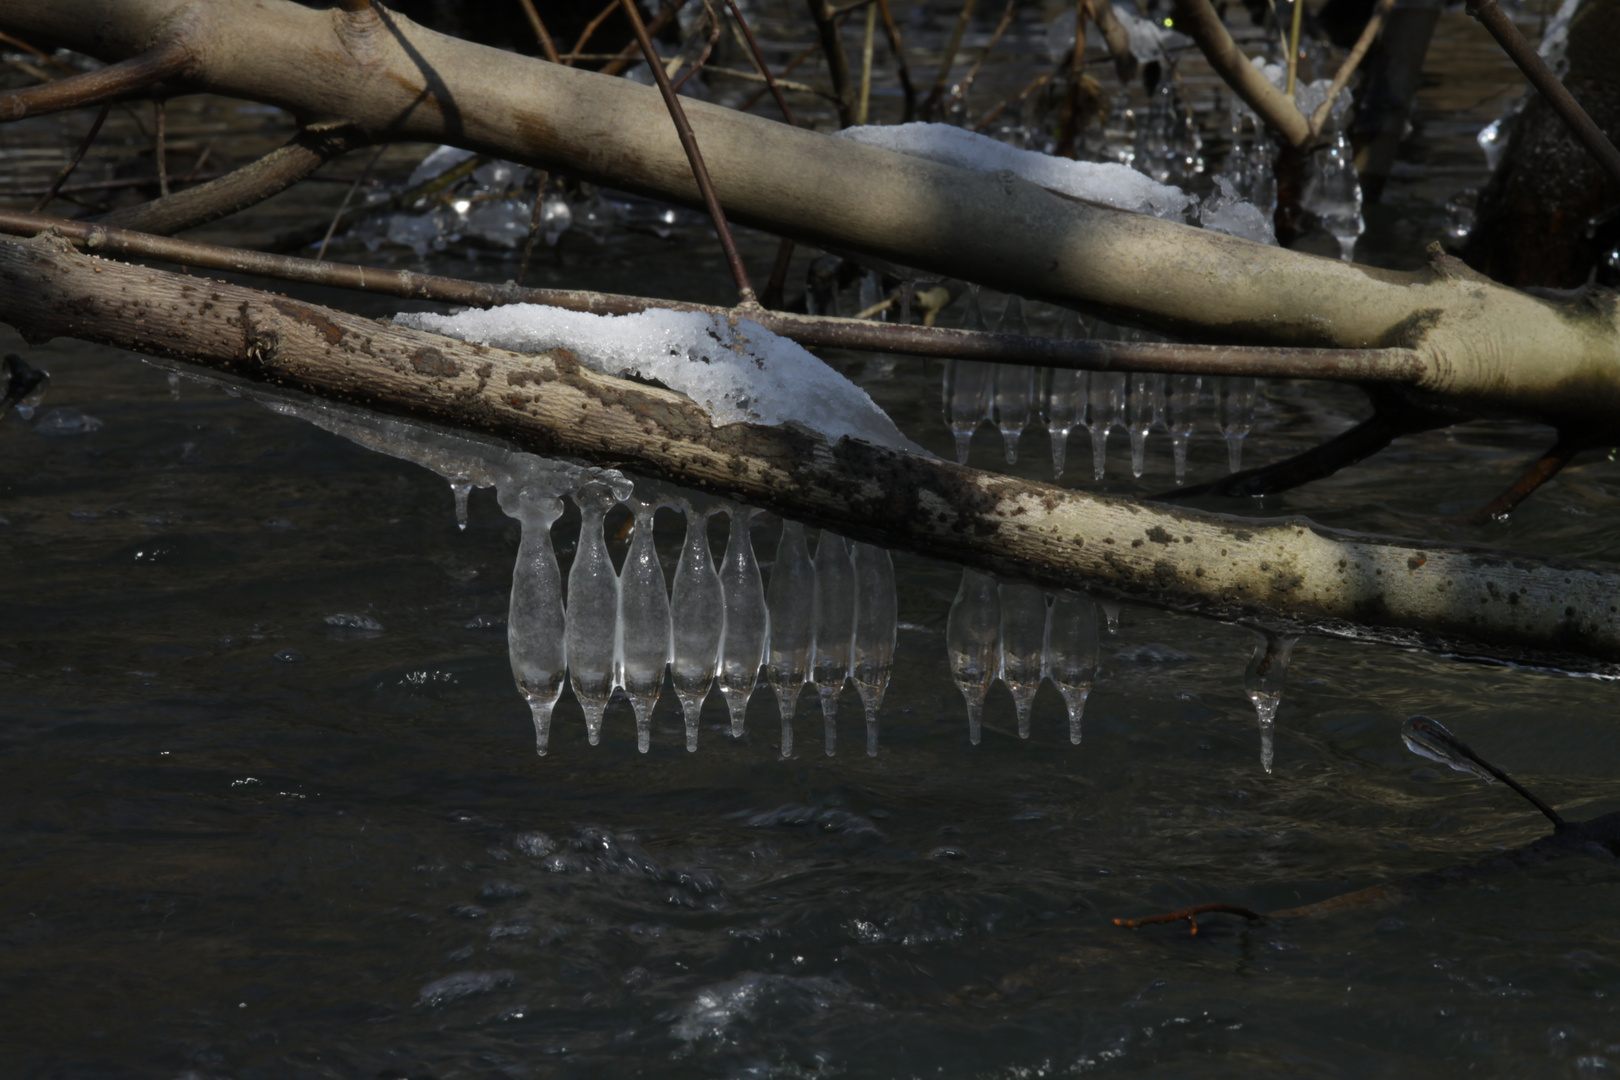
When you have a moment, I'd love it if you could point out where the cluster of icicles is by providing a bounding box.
[504,474,898,759]
[940,288,1259,481]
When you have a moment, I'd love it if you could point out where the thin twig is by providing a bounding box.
[0,29,78,74]
[31,102,110,213]
[672,0,723,93]
[945,0,1019,117]
[1088,0,1140,84]
[856,1,877,125]
[875,0,917,122]
[726,0,797,124]
[1468,433,1585,526]
[920,0,980,120]
[620,0,757,305]
[517,169,552,286]
[154,99,170,197]
[761,236,796,310]
[1285,0,1303,97]
[1310,0,1395,138]
[1403,715,1568,830]
[1055,0,1089,157]
[600,0,694,77]
[571,0,622,63]
[515,0,562,63]
[0,210,1432,386]
[973,70,1054,132]
[316,144,385,261]
[1467,0,1620,187]
[0,39,190,122]
[1114,903,1264,934]
[807,0,858,127]
[740,40,821,112]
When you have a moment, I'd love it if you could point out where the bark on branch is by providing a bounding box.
[3,231,1618,676]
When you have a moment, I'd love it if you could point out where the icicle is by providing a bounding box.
[1046,311,1089,479]
[998,582,1046,739]
[811,530,855,756]
[1303,130,1364,262]
[850,542,896,757]
[1087,370,1126,482]
[1046,591,1099,744]
[993,297,1034,465]
[670,500,723,752]
[765,520,816,757]
[717,505,769,739]
[1126,373,1165,479]
[448,477,473,530]
[566,480,623,745]
[1243,632,1296,774]
[946,568,1000,745]
[616,496,672,753]
[1167,374,1201,484]
[1217,376,1258,473]
[502,484,568,755]
[1136,79,1176,184]
[1100,600,1121,636]
[943,360,994,466]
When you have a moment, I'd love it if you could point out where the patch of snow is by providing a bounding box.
[836,122,1194,220]
[394,305,923,453]
[1200,175,1278,244]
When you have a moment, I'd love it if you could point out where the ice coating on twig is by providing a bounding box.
[395,305,921,454]
[836,123,1195,220]
[500,482,568,755]
[671,500,724,752]
[1243,632,1296,775]
[850,542,897,757]
[617,495,673,753]
[717,505,769,739]
[765,520,816,757]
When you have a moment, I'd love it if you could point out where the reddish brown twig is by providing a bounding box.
[1309,0,1395,138]
[944,0,1019,118]
[920,0,980,121]
[672,0,723,93]
[571,0,622,63]
[600,1,693,77]
[153,100,170,198]
[1468,433,1587,526]
[974,70,1054,133]
[0,39,190,122]
[875,0,917,122]
[1114,903,1264,935]
[515,0,562,63]
[32,101,110,213]
[1054,0,1089,157]
[517,169,552,286]
[1466,0,1620,188]
[740,40,821,113]
[807,0,858,128]
[620,0,757,305]
[726,0,795,125]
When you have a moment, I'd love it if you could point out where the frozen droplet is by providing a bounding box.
[1217,376,1257,474]
[1046,368,1087,479]
[1100,600,1121,636]
[1127,373,1165,479]
[1401,714,1496,785]
[992,297,1034,464]
[851,542,896,757]
[811,531,855,756]
[765,520,816,757]
[566,482,620,745]
[943,360,994,465]
[947,569,1000,745]
[998,582,1046,740]
[717,505,769,738]
[1243,632,1296,774]
[616,496,672,753]
[1046,591,1099,744]
[1167,374,1201,484]
[670,501,724,752]
[1086,371,1126,482]
[1301,131,1363,261]
[1477,116,1508,172]
[505,484,567,755]
[449,477,473,530]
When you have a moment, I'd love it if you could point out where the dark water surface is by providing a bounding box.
[6,5,1620,1078]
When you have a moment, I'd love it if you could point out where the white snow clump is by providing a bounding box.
[836,122,1194,220]
[394,304,924,454]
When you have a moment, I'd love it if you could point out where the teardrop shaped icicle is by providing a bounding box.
[506,484,567,755]
[811,530,855,756]
[670,501,724,752]
[998,582,1047,740]
[1243,631,1296,774]
[717,505,769,739]
[1046,591,1099,744]
[566,481,621,746]
[765,519,816,757]
[616,496,672,753]
[947,568,1000,745]
[850,542,897,757]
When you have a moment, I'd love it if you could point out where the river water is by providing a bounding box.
[5,3,1620,1077]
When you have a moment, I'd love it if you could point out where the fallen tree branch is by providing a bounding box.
[4,232,1620,675]
[0,38,189,121]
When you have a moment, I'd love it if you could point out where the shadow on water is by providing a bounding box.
[5,4,1620,1077]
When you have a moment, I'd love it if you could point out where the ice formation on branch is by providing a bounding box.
[395,305,922,454]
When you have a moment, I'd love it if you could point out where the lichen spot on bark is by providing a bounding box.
[410,346,461,378]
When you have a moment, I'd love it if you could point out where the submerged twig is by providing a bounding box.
[32,102,110,213]
[620,0,757,305]
[1468,433,1587,525]
[1114,903,1264,934]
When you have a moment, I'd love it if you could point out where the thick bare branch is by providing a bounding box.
[97,122,368,235]
[3,233,1619,675]
[0,38,189,121]
[1170,0,1312,148]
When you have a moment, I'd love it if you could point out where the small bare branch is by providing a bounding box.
[1171,0,1312,148]
[515,0,562,64]
[32,102,110,213]
[0,39,190,122]
[1310,0,1395,138]
[920,0,979,120]
[875,0,917,122]
[1469,433,1587,525]
[1087,0,1139,85]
